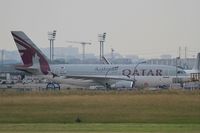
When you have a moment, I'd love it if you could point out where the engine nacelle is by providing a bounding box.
[111,80,134,88]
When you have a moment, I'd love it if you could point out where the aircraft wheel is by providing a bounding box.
[46,82,60,90]
[53,83,61,90]
[105,83,111,90]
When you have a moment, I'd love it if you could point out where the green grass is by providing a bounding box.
[0,90,199,123]
[0,90,199,132]
[0,123,199,133]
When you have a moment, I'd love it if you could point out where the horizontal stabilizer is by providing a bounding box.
[15,66,40,75]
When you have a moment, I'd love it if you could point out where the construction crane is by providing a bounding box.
[66,41,92,63]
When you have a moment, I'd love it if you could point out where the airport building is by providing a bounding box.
[146,58,196,69]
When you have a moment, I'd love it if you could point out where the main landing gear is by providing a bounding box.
[46,82,60,90]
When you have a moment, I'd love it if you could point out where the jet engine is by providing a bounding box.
[111,80,134,88]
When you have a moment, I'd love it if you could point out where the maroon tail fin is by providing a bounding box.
[11,31,50,75]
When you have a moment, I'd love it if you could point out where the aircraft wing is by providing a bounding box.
[64,75,131,80]
[62,75,133,86]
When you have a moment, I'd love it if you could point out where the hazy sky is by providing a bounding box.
[0,0,200,58]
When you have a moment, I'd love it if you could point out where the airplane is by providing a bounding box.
[11,31,199,89]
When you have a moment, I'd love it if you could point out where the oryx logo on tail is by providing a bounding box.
[11,31,50,75]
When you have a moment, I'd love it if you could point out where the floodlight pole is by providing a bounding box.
[102,33,106,58]
[176,57,180,80]
[52,30,56,61]
[49,40,52,61]
[98,33,106,63]
[100,41,102,62]
[48,30,56,62]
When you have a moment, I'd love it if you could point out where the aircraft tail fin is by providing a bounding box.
[11,31,50,75]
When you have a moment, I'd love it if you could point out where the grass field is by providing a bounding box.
[0,90,199,132]
[0,123,200,133]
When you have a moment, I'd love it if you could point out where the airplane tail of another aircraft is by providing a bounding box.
[11,31,50,75]
[193,52,200,71]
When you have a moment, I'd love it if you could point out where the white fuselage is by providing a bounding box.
[48,64,188,88]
